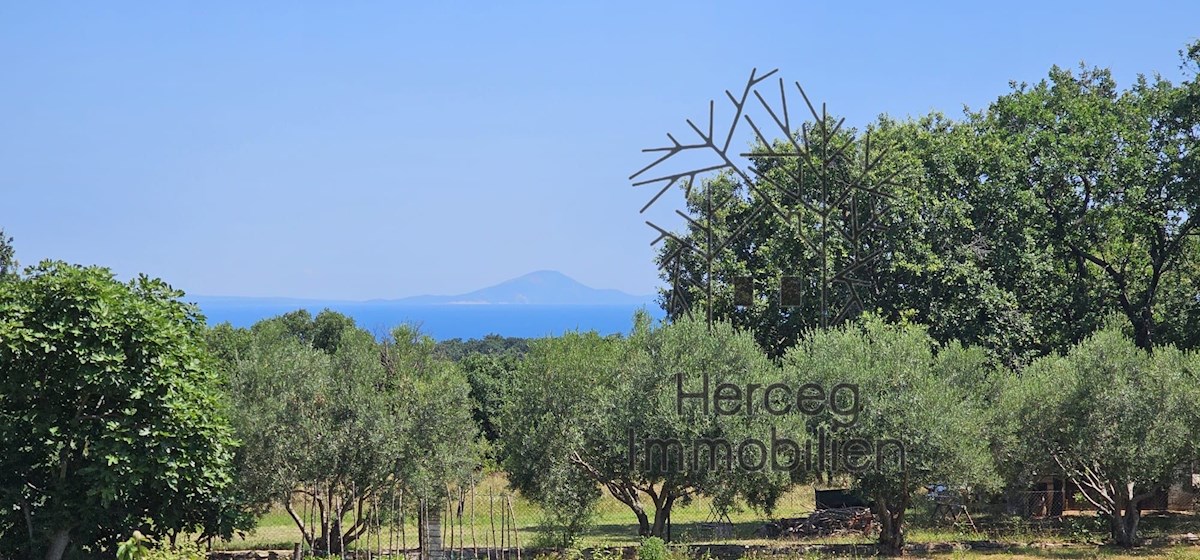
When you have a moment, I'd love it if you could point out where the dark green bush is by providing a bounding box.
[638,537,668,560]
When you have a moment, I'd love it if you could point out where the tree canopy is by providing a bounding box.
[656,41,1200,362]
[503,315,803,541]
[997,323,1200,547]
[212,312,482,554]
[0,227,15,278]
[0,262,240,560]
[781,317,1000,555]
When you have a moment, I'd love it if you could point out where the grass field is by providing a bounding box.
[208,473,1200,559]
[906,547,1200,559]
[210,473,821,551]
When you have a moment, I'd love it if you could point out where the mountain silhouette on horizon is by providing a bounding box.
[392,270,653,305]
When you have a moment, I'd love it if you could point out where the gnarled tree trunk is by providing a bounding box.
[1110,485,1145,548]
[649,492,676,539]
[633,509,650,537]
[872,496,907,557]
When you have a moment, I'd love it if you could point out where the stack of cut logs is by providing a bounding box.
[756,507,875,538]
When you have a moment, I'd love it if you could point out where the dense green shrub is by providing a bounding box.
[0,262,243,560]
[637,537,668,560]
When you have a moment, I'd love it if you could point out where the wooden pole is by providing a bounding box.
[445,488,453,559]
[489,493,497,560]
[458,489,465,560]
[470,486,478,560]
[326,485,332,558]
[507,495,520,560]
[339,491,346,560]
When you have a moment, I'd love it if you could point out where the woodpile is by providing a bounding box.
[755,507,875,539]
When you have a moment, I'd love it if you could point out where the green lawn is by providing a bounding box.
[211,473,818,551]
[209,474,1200,558]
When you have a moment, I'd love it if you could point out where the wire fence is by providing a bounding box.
[210,483,816,557]
[207,482,1197,559]
[211,486,540,560]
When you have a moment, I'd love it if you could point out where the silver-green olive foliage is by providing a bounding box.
[501,314,794,540]
[781,317,999,556]
[219,313,481,554]
[997,325,1200,547]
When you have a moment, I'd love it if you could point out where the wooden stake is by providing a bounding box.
[489,493,497,560]
[470,486,478,560]
[506,495,520,560]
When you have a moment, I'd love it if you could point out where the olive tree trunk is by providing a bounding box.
[872,492,910,557]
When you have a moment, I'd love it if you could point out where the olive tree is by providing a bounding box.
[221,314,481,554]
[501,314,794,540]
[781,317,1000,556]
[498,329,615,544]
[997,325,1200,547]
[0,261,240,560]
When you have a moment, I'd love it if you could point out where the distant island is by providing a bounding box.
[188,270,663,339]
[385,270,654,306]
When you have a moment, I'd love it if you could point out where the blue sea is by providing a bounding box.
[193,299,667,341]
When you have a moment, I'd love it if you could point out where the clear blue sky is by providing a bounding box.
[2,2,1197,299]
